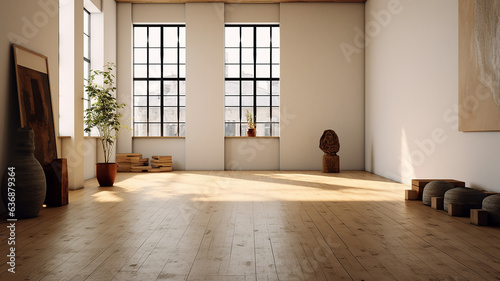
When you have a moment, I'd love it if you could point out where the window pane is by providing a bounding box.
[179,81,186,95]
[225,107,239,122]
[272,123,279,137]
[225,123,240,137]
[134,65,147,78]
[149,81,160,95]
[179,96,185,106]
[242,96,253,107]
[226,65,239,78]
[242,81,253,95]
[272,48,280,64]
[179,48,186,63]
[225,81,239,95]
[179,107,186,122]
[179,123,185,137]
[84,10,89,34]
[164,96,177,106]
[179,65,185,78]
[163,123,178,136]
[256,123,270,136]
[240,123,248,136]
[226,27,240,47]
[272,65,280,78]
[257,27,270,47]
[257,48,270,64]
[257,96,270,106]
[241,107,252,122]
[149,27,161,47]
[272,27,280,47]
[134,123,147,136]
[134,96,147,106]
[241,27,253,47]
[134,107,147,122]
[242,48,253,63]
[149,48,161,63]
[272,107,280,122]
[164,27,177,47]
[242,65,254,78]
[272,81,280,95]
[163,65,177,78]
[256,81,270,95]
[225,96,239,106]
[164,107,178,122]
[164,81,178,95]
[256,65,270,78]
[225,48,239,64]
[134,27,147,47]
[134,48,147,63]
[164,48,176,63]
[149,123,161,136]
[149,65,161,78]
[179,27,186,47]
[272,96,280,106]
[84,35,90,59]
[149,108,161,122]
[84,62,90,80]
[135,81,147,95]
[149,96,160,106]
[257,107,270,122]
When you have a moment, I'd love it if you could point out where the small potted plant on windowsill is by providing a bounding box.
[84,62,126,187]
[245,109,256,137]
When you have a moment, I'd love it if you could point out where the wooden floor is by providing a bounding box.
[1,171,500,281]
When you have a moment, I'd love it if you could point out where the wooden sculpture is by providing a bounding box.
[320,129,340,173]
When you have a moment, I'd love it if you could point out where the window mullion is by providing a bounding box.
[253,26,257,133]
[146,27,150,136]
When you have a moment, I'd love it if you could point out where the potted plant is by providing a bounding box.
[245,109,256,137]
[84,62,126,187]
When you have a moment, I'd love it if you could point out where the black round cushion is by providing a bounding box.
[422,181,455,206]
[443,187,486,212]
[482,194,500,225]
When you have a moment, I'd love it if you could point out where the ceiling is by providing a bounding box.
[115,0,366,3]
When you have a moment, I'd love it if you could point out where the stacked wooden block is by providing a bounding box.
[117,153,151,172]
[150,156,173,172]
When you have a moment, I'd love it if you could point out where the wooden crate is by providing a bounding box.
[117,153,149,172]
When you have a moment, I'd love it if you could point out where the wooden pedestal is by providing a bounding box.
[322,154,339,173]
[448,203,465,217]
[470,209,488,226]
[431,197,444,210]
[405,190,419,200]
[43,158,69,207]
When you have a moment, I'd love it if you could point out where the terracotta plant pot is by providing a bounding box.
[96,163,117,187]
[247,128,256,137]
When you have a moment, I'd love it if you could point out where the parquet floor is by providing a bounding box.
[1,171,500,280]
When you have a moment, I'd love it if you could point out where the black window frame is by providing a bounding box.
[83,8,91,136]
[133,24,186,137]
[224,24,280,137]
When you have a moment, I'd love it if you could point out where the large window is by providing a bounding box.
[133,25,186,137]
[83,9,91,135]
[224,25,280,137]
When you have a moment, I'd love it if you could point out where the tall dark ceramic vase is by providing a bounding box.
[2,127,46,219]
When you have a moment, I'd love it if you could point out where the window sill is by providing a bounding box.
[133,136,186,139]
[225,136,279,139]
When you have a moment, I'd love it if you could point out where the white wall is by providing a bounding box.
[115,3,366,171]
[0,0,59,211]
[280,3,365,171]
[365,0,500,191]
[133,138,186,170]
[225,138,279,170]
[185,3,225,170]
